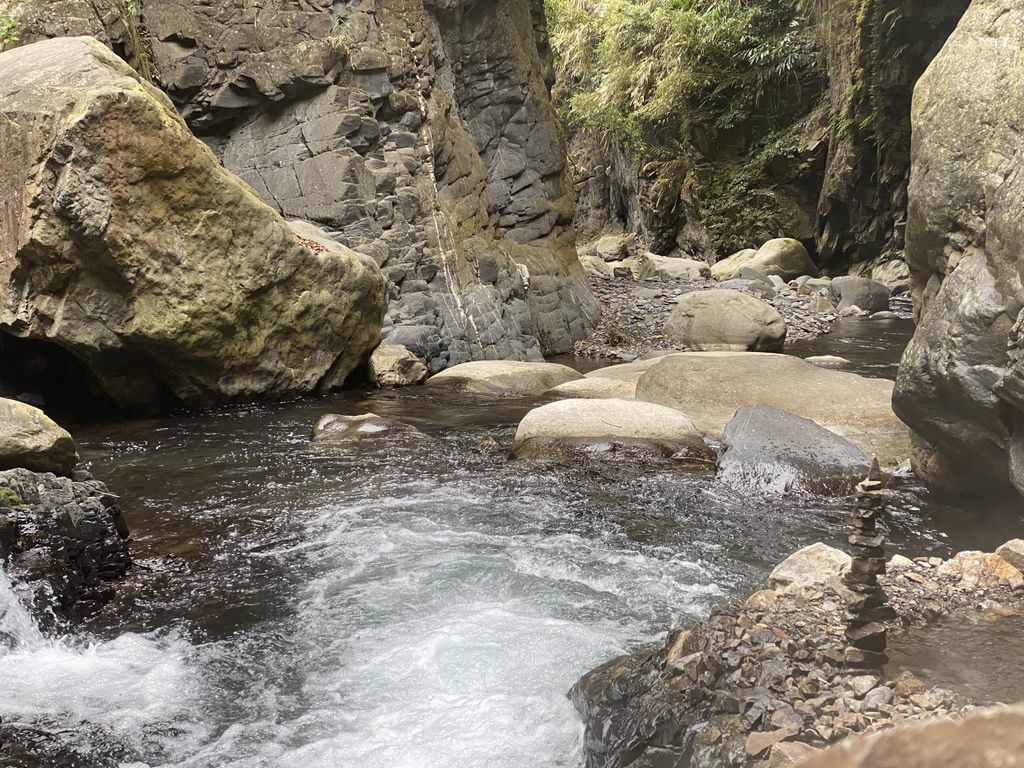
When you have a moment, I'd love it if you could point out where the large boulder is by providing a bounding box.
[710,248,758,281]
[635,353,909,463]
[0,398,78,475]
[793,702,1024,768]
[747,238,819,281]
[718,405,871,492]
[0,37,386,413]
[664,290,787,352]
[893,0,1024,498]
[368,344,428,389]
[512,398,708,460]
[638,254,710,281]
[829,276,890,313]
[425,360,582,396]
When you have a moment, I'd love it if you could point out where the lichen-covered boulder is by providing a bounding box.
[893,0,1024,499]
[747,238,819,281]
[0,37,386,413]
[710,248,758,281]
[0,398,78,475]
[664,290,787,352]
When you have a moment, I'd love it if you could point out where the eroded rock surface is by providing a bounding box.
[894,0,1024,499]
[15,0,597,374]
[0,468,131,629]
[0,37,386,413]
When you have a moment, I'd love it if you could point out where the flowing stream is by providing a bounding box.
[0,328,1020,767]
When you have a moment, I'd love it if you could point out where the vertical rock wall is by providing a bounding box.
[12,0,597,372]
[893,0,1024,500]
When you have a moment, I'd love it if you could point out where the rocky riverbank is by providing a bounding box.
[573,238,910,361]
[570,539,1024,768]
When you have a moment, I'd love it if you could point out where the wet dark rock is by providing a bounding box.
[0,468,130,629]
[717,406,871,493]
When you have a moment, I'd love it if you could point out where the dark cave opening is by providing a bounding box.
[0,333,121,421]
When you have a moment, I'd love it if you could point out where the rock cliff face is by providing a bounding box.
[0,37,386,413]
[11,0,598,373]
[893,0,1024,500]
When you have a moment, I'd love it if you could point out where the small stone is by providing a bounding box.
[863,686,894,711]
[995,539,1024,573]
[848,675,880,698]
[745,727,798,759]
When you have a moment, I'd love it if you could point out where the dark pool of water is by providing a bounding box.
[887,612,1024,704]
[787,317,916,379]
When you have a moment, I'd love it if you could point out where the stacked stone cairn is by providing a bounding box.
[842,459,894,669]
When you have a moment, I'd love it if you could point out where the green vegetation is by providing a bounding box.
[546,0,824,252]
[0,487,23,508]
[107,0,153,81]
[0,1,19,50]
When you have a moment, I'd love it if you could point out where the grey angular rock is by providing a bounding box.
[718,405,871,492]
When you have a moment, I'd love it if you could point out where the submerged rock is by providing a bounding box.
[664,290,787,352]
[0,468,130,629]
[718,405,871,493]
[512,398,709,460]
[635,353,907,463]
[312,413,422,441]
[0,398,78,475]
[0,37,386,413]
[425,360,582,397]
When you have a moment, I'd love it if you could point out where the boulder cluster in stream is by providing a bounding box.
[570,535,1024,768]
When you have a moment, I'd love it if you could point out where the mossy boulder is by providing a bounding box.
[0,397,78,475]
[0,37,386,413]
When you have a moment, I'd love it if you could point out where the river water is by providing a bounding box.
[0,322,1020,767]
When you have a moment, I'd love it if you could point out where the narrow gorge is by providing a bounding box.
[0,1,1022,767]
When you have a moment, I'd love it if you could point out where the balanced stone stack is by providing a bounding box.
[842,460,893,669]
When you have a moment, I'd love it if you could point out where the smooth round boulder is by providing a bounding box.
[369,344,427,388]
[0,397,78,475]
[710,248,757,281]
[829,276,890,313]
[717,405,871,493]
[546,377,637,400]
[664,290,787,352]
[638,254,710,281]
[512,398,709,460]
[634,352,909,464]
[425,360,583,396]
[748,238,818,280]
